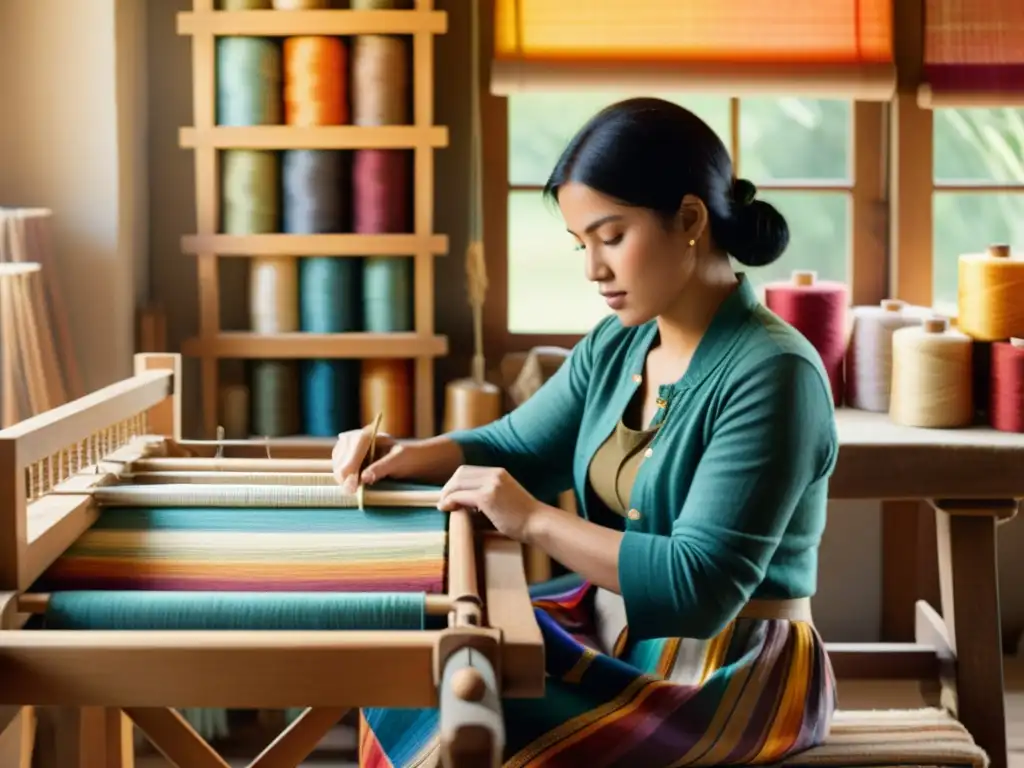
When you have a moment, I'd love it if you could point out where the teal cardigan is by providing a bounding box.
[449,275,838,641]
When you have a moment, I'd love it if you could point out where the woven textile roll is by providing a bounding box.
[352,35,410,125]
[353,150,410,233]
[216,37,281,126]
[251,360,299,437]
[283,36,348,126]
[282,150,348,234]
[249,257,300,333]
[222,150,279,234]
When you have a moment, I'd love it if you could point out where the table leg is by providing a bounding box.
[934,502,1009,768]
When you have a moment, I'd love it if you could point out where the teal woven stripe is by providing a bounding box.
[45,591,426,631]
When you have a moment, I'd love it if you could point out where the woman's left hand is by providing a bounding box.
[437,465,541,542]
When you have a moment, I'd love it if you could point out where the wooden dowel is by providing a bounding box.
[447,508,481,627]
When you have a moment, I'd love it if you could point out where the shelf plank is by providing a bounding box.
[177,9,447,37]
[181,333,448,359]
[179,125,448,150]
[181,234,448,257]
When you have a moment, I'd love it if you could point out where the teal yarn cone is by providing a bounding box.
[301,359,360,436]
[362,258,412,332]
[216,36,282,126]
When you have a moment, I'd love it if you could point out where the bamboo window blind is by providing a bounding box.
[491,0,895,99]
[919,0,1024,107]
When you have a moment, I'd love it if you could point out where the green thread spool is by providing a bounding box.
[363,258,412,332]
[222,150,279,234]
[216,36,282,126]
[251,360,299,437]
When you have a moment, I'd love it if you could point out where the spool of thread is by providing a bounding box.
[220,384,250,439]
[251,360,300,437]
[216,36,281,126]
[220,0,271,8]
[249,257,300,333]
[764,270,848,404]
[889,316,974,429]
[360,359,413,437]
[352,0,412,7]
[273,0,329,7]
[443,378,503,432]
[845,299,928,412]
[222,150,279,234]
[989,338,1024,433]
[363,258,412,332]
[300,257,360,332]
[957,244,1024,341]
[301,359,361,436]
[352,35,410,125]
[282,150,348,234]
[353,150,410,233]
[283,36,348,127]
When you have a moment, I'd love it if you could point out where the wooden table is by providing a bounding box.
[828,408,1023,768]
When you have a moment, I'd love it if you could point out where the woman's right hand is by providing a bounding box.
[332,425,420,494]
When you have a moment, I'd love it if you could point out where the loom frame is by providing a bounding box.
[0,354,544,768]
[177,1,450,441]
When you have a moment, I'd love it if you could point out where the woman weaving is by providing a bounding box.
[333,98,838,767]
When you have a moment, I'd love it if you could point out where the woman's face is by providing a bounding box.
[558,182,697,327]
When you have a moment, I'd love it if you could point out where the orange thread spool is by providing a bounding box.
[360,359,413,438]
[283,36,347,127]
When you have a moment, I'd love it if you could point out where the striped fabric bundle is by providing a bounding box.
[37,505,448,594]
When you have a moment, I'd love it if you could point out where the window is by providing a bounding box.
[502,95,859,339]
[932,107,1024,314]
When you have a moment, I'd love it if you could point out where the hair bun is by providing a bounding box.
[732,178,757,207]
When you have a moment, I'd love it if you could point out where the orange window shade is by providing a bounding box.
[921,0,1024,105]
[492,0,895,99]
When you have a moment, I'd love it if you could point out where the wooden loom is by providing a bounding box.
[0,354,543,768]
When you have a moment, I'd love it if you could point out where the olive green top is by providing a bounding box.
[449,274,838,641]
[588,419,659,518]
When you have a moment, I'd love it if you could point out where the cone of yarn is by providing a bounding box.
[221,0,271,8]
[763,270,848,404]
[284,36,348,126]
[249,257,299,333]
[220,384,250,439]
[889,316,974,428]
[957,244,1024,342]
[282,150,349,234]
[844,299,929,412]
[302,359,361,436]
[222,150,279,234]
[352,35,410,125]
[361,359,413,438]
[216,37,281,126]
[989,338,1024,433]
[352,0,412,7]
[353,150,410,233]
[251,360,300,437]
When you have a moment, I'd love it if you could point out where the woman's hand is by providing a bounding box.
[437,465,543,542]
[332,426,419,494]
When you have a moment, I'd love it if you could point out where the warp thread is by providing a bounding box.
[990,339,1024,433]
[282,150,348,234]
[957,244,1024,342]
[216,36,281,126]
[361,359,413,437]
[249,256,300,333]
[352,35,410,125]
[251,360,300,437]
[889,317,973,429]
[284,36,348,126]
[222,150,279,234]
[845,299,929,412]
[763,270,848,404]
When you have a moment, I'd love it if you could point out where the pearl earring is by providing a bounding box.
[689,239,696,247]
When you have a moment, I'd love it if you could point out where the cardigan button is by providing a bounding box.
[643,447,653,458]
[631,373,642,384]
[627,508,641,521]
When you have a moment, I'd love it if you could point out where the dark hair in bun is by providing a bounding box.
[543,97,790,268]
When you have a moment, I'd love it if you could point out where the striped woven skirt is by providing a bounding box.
[360,576,836,767]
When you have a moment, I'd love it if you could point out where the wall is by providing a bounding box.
[1,1,1021,646]
[0,0,147,393]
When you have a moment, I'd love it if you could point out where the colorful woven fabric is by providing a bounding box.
[36,505,448,594]
[361,579,836,768]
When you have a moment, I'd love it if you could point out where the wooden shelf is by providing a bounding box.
[179,125,448,150]
[177,9,448,37]
[182,333,448,360]
[181,234,448,257]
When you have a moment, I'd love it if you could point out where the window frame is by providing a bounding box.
[481,69,889,357]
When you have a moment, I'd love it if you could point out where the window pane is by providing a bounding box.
[738,98,851,183]
[934,108,1024,184]
[742,191,850,292]
[507,189,610,334]
[932,192,1024,310]
[508,93,731,187]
